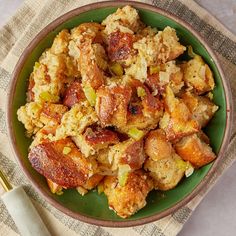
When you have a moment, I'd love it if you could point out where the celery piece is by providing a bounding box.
[83,85,97,106]
[128,127,144,140]
[149,65,160,75]
[137,87,146,98]
[187,45,197,58]
[34,62,40,70]
[175,158,187,171]
[55,190,64,195]
[97,184,104,194]
[63,146,71,155]
[110,62,124,76]
[118,164,131,187]
[40,91,59,102]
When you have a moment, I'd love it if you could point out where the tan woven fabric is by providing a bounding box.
[0,0,235,235]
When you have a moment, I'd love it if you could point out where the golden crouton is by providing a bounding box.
[92,43,108,71]
[63,80,85,108]
[119,109,159,133]
[102,5,143,34]
[108,139,146,171]
[76,173,104,196]
[40,103,68,125]
[145,61,184,95]
[145,129,173,161]
[17,102,67,136]
[79,40,104,90]
[103,170,153,218]
[159,27,186,62]
[69,23,105,89]
[28,138,96,188]
[95,148,117,176]
[175,134,216,168]
[125,55,148,82]
[17,102,44,135]
[144,154,185,191]
[159,86,199,141]
[50,29,71,55]
[82,174,104,190]
[116,79,163,133]
[55,101,98,140]
[182,55,215,94]
[72,127,119,157]
[95,85,132,128]
[133,26,185,66]
[30,125,57,148]
[31,51,79,103]
[108,30,134,62]
[181,91,218,127]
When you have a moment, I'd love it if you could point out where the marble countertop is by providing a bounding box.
[0,0,235,235]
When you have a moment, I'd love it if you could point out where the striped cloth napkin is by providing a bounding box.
[0,0,235,235]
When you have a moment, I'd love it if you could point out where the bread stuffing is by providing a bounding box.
[17,6,218,218]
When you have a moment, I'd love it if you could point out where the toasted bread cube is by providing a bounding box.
[50,29,71,55]
[175,134,216,168]
[63,80,85,108]
[108,139,146,171]
[181,92,218,127]
[119,110,160,133]
[102,5,142,35]
[82,174,104,190]
[76,173,104,196]
[55,101,98,140]
[95,85,132,128]
[33,51,79,103]
[72,127,119,157]
[145,129,173,161]
[144,154,185,191]
[79,41,104,90]
[30,125,57,148]
[108,31,134,62]
[40,103,68,125]
[29,138,97,188]
[70,23,104,89]
[183,55,215,94]
[17,102,44,135]
[133,27,185,66]
[103,170,153,218]
[117,79,163,133]
[159,86,199,141]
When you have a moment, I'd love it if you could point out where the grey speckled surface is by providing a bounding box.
[0,0,236,235]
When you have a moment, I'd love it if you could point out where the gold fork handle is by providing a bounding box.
[0,169,12,192]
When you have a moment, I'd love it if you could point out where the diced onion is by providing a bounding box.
[199,65,206,79]
[159,71,170,85]
[185,162,194,177]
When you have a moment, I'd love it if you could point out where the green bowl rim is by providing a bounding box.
[7,0,233,227]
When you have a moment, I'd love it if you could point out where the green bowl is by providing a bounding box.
[7,1,232,227]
